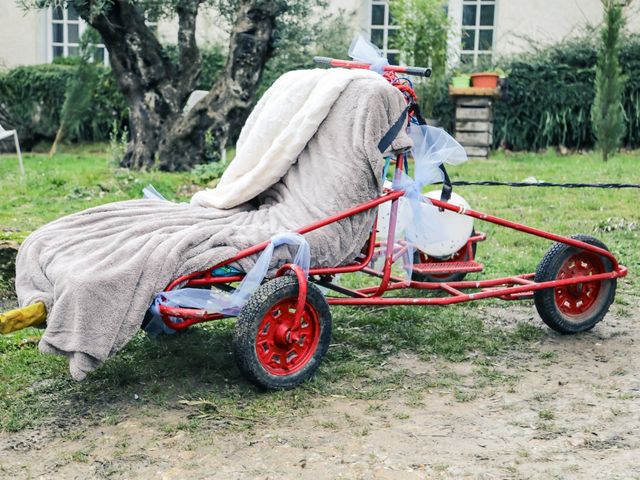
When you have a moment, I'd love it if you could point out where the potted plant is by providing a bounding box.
[470,68,507,89]
[450,69,471,88]
[470,71,500,88]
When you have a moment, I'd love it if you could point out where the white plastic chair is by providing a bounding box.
[0,123,24,176]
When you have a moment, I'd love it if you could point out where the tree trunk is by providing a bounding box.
[74,0,279,171]
[156,0,279,170]
[122,95,176,169]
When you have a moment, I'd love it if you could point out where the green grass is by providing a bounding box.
[0,144,191,242]
[448,149,639,290]
[0,145,638,433]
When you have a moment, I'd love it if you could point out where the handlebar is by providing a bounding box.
[313,56,432,78]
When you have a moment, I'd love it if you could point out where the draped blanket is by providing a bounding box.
[192,68,386,209]
[15,70,411,380]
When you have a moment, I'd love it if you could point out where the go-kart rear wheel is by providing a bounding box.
[534,234,616,334]
[411,233,478,283]
[233,276,332,390]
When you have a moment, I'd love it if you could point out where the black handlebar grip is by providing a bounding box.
[313,56,332,65]
[403,66,432,77]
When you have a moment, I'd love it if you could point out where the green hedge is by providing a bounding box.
[13,36,640,154]
[0,63,127,149]
[491,34,640,151]
[0,47,226,150]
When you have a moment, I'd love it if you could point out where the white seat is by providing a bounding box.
[0,123,25,176]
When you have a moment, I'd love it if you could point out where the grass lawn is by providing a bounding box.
[0,144,638,433]
[0,144,192,243]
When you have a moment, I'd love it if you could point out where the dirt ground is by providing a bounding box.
[1,295,638,480]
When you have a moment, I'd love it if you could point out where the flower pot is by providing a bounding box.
[470,72,499,89]
[451,75,471,88]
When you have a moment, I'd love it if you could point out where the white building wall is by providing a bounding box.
[328,0,370,33]
[2,0,640,69]
[492,0,640,59]
[0,0,47,68]
[155,6,231,47]
[446,0,640,63]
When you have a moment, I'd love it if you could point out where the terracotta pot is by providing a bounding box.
[470,72,499,88]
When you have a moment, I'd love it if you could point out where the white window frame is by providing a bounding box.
[368,0,401,65]
[459,0,496,66]
[46,6,109,65]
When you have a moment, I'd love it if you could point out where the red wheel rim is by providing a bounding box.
[554,252,604,317]
[255,299,320,376]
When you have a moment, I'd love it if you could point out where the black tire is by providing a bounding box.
[233,276,332,390]
[411,233,478,283]
[534,234,617,334]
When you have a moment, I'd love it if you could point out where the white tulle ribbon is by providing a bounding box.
[348,34,390,74]
[145,233,310,335]
[390,125,469,279]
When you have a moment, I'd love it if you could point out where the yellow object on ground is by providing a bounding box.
[0,302,47,334]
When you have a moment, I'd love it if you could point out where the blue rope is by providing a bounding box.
[382,155,392,182]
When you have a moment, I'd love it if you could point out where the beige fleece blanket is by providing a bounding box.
[192,68,386,209]
[15,71,410,380]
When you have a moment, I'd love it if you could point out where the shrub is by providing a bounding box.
[426,34,640,152]
[389,0,450,117]
[0,64,127,149]
[0,45,225,151]
[592,0,626,162]
[491,34,640,151]
[492,39,598,151]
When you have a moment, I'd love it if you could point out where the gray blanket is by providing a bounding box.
[16,78,410,380]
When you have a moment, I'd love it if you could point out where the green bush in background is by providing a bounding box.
[0,63,127,150]
[491,34,640,151]
[592,0,626,162]
[0,46,225,151]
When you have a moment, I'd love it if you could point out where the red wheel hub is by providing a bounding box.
[554,252,604,317]
[255,299,320,376]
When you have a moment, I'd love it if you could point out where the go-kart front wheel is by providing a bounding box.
[233,276,332,390]
[534,234,617,334]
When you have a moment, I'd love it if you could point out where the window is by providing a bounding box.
[370,1,400,65]
[48,5,108,64]
[460,0,495,67]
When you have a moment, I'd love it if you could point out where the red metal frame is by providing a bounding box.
[158,172,628,328]
[322,58,424,76]
[157,59,628,330]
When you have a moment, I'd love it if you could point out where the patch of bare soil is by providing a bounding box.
[1,299,639,480]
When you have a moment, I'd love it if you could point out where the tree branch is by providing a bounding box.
[75,1,176,100]
[176,0,204,104]
[157,0,282,169]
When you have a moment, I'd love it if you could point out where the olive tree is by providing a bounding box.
[22,0,325,170]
